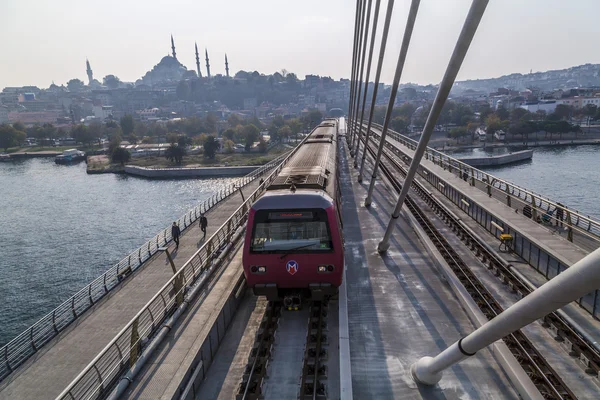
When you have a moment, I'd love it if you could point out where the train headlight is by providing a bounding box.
[250,265,267,274]
[327,265,335,272]
[318,265,327,273]
[258,266,266,273]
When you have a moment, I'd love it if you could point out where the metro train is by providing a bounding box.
[242,119,344,308]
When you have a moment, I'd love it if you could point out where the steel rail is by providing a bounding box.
[238,302,280,400]
[366,125,600,384]
[299,301,327,400]
[360,132,577,399]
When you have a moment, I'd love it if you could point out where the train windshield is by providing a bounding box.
[250,209,333,253]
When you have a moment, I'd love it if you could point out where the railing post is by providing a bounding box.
[505,185,511,207]
[93,364,104,392]
[147,241,151,256]
[103,273,108,292]
[531,195,538,221]
[71,297,77,319]
[138,248,142,265]
[52,310,59,333]
[88,284,93,304]
[4,345,12,373]
[30,326,37,351]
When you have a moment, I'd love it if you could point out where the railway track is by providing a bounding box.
[358,132,578,399]
[299,301,328,400]
[236,301,329,400]
[237,301,281,400]
[363,127,600,386]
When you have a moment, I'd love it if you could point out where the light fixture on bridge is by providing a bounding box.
[461,199,470,208]
[491,221,504,232]
[438,182,445,189]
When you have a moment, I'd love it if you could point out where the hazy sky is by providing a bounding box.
[2,0,600,89]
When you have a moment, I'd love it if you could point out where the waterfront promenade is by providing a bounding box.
[0,178,261,400]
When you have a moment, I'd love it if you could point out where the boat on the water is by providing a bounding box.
[55,149,86,164]
[0,153,11,162]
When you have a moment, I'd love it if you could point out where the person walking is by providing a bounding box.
[172,222,181,249]
[199,213,208,239]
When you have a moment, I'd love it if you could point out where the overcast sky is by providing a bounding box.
[2,0,599,89]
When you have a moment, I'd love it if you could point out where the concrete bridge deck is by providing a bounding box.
[0,179,261,400]
[339,141,518,398]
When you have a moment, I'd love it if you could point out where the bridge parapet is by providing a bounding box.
[0,153,288,384]
[371,122,600,249]
[55,135,312,400]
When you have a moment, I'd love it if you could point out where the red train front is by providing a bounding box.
[243,120,344,307]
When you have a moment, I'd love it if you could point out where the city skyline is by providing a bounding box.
[2,0,600,89]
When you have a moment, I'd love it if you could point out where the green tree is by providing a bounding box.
[478,104,493,123]
[203,135,219,159]
[88,121,104,144]
[582,104,597,130]
[205,113,218,133]
[278,125,292,142]
[554,104,572,120]
[304,110,323,129]
[12,122,26,132]
[510,108,531,122]
[103,75,121,89]
[71,124,94,146]
[120,114,135,137]
[111,147,131,166]
[67,78,85,92]
[495,106,509,121]
[243,124,260,151]
[449,126,469,143]
[228,113,243,128]
[224,140,235,154]
[390,116,408,133]
[272,115,285,128]
[0,124,25,151]
[222,128,235,141]
[287,119,302,142]
[165,144,186,165]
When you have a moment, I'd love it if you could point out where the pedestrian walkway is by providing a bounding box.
[0,180,261,400]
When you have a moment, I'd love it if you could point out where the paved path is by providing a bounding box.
[0,179,262,400]
[340,142,517,398]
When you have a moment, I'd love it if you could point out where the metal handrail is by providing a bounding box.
[371,122,600,246]
[0,152,288,383]
[56,137,308,400]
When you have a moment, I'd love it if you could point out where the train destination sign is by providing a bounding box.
[268,211,314,220]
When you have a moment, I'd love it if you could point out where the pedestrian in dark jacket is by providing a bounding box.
[199,214,208,239]
[172,222,181,248]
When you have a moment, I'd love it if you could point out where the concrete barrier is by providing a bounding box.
[459,149,533,167]
[124,165,260,178]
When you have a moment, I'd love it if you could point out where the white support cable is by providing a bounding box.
[377,0,488,252]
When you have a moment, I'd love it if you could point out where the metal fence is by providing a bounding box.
[0,153,288,383]
[371,123,600,250]
[56,136,308,400]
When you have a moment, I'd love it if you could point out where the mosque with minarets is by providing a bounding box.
[127,35,231,86]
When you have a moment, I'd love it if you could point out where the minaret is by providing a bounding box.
[205,48,211,79]
[171,34,177,60]
[86,58,93,85]
[195,42,202,78]
[225,54,230,78]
